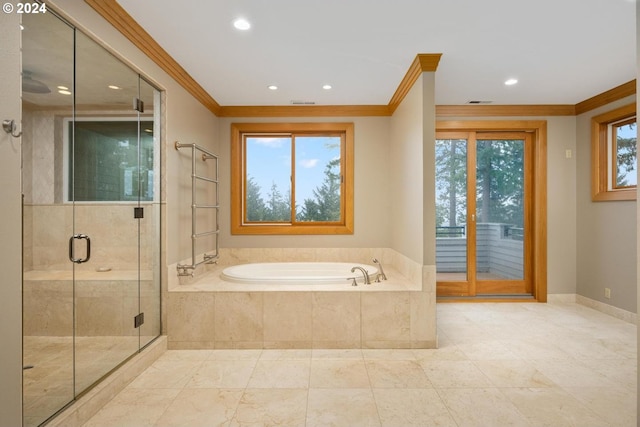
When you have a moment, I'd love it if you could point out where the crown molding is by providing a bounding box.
[574,80,636,115]
[84,0,221,116]
[218,105,391,118]
[436,104,576,117]
[388,54,442,114]
[84,2,633,119]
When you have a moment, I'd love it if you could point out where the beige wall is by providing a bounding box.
[389,76,426,263]
[576,95,637,313]
[218,116,391,249]
[0,11,23,427]
[422,73,437,266]
[546,117,578,294]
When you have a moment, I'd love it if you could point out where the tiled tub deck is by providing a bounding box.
[167,248,437,350]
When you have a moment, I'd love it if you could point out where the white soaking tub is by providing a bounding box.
[220,262,378,285]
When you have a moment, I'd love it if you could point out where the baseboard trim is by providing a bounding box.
[549,293,636,324]
[547,293,577,303]
[575,295,637,325]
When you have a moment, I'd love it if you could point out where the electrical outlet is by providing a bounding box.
[604,288,611,299]
[565,149,572,159]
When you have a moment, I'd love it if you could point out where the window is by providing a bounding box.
[591,103,637,201]
[231,122,354,234]
[64,117,155,202]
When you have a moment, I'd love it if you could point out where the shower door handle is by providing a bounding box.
[69,234,91,264]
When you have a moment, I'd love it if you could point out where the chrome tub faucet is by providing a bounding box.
[350,266,370,284]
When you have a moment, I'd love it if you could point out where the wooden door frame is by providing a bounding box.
[436,120,548,302]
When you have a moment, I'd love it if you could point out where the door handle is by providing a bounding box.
[69,234,91,264]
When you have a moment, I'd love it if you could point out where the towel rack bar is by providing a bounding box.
[176,253,219,276]
[194,174,218,183]
[194,230,220,238]
[175,140,220,276]
[175,141,218,160]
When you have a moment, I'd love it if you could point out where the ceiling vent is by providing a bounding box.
[290,100,316,105]
[466,100,493,104]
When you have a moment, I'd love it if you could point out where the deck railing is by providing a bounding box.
[436,223,524,279]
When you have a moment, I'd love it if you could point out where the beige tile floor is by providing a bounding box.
[23,336,141,427]
[81,302,637,427]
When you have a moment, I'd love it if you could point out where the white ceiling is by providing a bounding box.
[117,0,637,107]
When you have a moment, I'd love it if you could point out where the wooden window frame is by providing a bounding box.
[591,103,637,201]
[231,122,354,235]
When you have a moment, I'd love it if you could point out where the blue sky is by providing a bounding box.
[246,135,340,210]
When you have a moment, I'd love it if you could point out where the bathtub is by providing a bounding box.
[220,262,379,285]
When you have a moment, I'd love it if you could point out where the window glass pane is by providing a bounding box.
[69,120,154,201]
[475,139,524,227]
[615,121,637,188]
[476,139,525,281]
[435,138,467,281]
[295,136,342,222]
[245,136,292,222]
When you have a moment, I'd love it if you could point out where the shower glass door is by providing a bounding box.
[21,11,75,427]
[72,30,142,393]
[138,77,162,348]
[22,8,161,427]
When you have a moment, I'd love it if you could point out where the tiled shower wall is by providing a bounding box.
[22,203,160,337]
[24,204,158,272]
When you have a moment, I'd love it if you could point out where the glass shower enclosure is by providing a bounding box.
[21,9,161,427]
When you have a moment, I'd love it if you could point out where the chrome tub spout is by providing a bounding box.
[350,266,370,284]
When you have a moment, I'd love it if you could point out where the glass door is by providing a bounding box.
[21,11,75,427]
[22,9,161,426]
[138,77,161,349]
[72,30,143,393]
[436,131,532,297]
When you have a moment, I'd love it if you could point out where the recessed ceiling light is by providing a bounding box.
[58,89,71,95]
[233,18,251,30]
[108,85,122,90]
[504,78,518,86]
[268,85,278,90]
[322,84,332,90]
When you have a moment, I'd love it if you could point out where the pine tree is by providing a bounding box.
[246,175,267,221]
[476,139,524,227]
[298,158,341,221]
[615,123,637,187]
[435,139,467,230]
[265,181,290,221]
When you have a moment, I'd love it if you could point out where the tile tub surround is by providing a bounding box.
[167,248,437,349]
